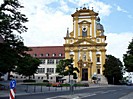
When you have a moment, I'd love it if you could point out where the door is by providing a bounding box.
[82,68,88,81]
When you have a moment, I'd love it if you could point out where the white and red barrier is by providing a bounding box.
[9,88,16,99]
[9,80,16,99]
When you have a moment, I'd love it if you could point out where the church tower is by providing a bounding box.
[64,6,107,83]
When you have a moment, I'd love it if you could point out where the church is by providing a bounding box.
[10,6,107,83]
[64,7,107,83]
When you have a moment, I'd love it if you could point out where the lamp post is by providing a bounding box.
[69,54,74,95]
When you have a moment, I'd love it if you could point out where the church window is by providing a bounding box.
[97,69,100,74]
[97,38,100,42]
[97,57,100,62]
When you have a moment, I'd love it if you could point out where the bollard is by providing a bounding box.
[41,85,42,92]
[34,85,36,92]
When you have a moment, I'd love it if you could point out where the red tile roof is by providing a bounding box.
[28,46,65,59]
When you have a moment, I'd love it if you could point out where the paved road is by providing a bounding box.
[1,85,133,99]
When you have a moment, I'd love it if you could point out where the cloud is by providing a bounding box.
[128,15,133,19]
[19,0,112,47]
[2,0,131,62]
[106,32,133,61]
[116,5,128,13]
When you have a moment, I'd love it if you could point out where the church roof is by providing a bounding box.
[71,7,98,17]
[27,46,65,59]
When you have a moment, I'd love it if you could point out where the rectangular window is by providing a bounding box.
[38,68,45,73]
[40,59,45,64]
[47,59,54,64]
[56,59,60,64]
[97,57,100,62]
[47,68,54,73]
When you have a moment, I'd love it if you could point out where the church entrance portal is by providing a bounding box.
[82,68,88,81]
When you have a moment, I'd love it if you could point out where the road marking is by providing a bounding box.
[100,90,116,94]
[81,93,96,98]
[45,90,117,99]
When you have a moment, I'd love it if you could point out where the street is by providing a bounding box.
[1,85,133,99]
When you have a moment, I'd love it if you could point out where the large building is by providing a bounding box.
[64,7,107,83]
[11,46,65,82]
[10,7,107,83]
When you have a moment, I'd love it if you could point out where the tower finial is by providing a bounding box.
[66,27,69,37]
[92,7,94,11]
[76,8,78,11]
[83,4,87,10]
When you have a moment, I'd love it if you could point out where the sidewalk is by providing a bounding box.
[119,92,133,99]
[0,84,111,97]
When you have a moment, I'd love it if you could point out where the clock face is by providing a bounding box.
[82,27,87,32]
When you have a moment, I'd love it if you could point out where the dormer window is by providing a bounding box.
[46,53,49,56]
[52,53,56,56]
[59,53,62,57]
[40,53,43,57]
[33,54,37,57]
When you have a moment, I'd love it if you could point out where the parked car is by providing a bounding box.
[126,82,133,86]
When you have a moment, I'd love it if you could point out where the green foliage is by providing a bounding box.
[123,38,133,72]
[103,55,123,84]
[0,0,30,80]
[16,55,41,79]
[56,59,79,79]
[23,79,36,83]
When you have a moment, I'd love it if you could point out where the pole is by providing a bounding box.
[9,80,16,99]
[9,88,16,99]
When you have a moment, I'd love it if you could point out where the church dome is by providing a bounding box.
[96,23,104,31]
[96,16,104,31]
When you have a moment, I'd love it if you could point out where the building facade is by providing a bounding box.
[11,46,65,82]
[64,7,107,83]
[6,7,107,83]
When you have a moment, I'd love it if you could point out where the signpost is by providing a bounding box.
[9,80,16,99]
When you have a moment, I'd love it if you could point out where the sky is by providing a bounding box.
[1,0,133,62]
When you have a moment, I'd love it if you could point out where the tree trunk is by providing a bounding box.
[7,71,10,80]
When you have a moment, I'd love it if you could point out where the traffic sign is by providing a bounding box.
[10,79,16,89]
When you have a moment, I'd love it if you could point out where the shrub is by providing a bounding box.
[43,80,49,82]
[23,80,36,83]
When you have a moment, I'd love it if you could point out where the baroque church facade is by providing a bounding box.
[64,7,107,83]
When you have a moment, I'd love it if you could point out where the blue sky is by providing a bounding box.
[0,0,133,61]
[101,0,133,33]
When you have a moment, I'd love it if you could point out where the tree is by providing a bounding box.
[56,59,79,80]
[123,38,133,72]
[16,55,41,79]
[103,55,123,85]
[0,0,29,80]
